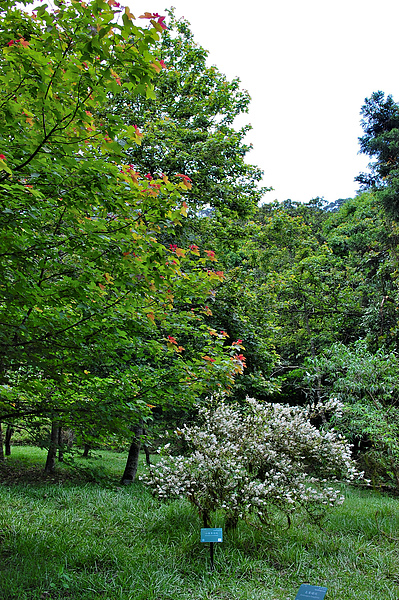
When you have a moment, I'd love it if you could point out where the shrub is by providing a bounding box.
[141,398,362,528]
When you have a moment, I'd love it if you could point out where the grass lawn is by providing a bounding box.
[0,447,398,599]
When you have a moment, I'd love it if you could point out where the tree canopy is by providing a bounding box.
[0,0,244,467]
[107,9,267,218]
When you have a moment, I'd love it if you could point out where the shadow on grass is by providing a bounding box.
[0,456,119,487]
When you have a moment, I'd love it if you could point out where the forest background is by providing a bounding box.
[1,0,399,494]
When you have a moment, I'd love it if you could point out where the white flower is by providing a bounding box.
[142,396,362,526]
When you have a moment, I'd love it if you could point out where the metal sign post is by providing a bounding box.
[210,541,214,570]
[200,528,223,571]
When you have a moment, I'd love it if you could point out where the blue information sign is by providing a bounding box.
[200,528,223,543]
[295,584,327,600]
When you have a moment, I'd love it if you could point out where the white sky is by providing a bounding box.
[129,0,399,204]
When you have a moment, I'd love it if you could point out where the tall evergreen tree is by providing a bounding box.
[356,91,399,219]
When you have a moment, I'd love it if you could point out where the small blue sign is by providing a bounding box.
[295,584,327,600]
[200,528,223,543]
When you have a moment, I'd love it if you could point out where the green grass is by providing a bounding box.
[1,447,399,599]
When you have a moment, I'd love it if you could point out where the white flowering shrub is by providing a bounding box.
[141,398,363,528]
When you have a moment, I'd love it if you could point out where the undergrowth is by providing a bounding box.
[0,447,398,599]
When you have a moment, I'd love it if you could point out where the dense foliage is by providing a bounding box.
[305,341,399,488]
[1,0,399,506]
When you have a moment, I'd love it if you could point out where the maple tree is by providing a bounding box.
[0,0,244,470]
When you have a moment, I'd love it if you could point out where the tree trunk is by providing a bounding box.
[5,425,12,456]
[65,429,75,449]
[120,421,143,484]
[82,443,91,458]
[142,428,151,466]
[57,426,64,462]
[44,421,59,474]
[143,444,151,466]
[0,423,4,462]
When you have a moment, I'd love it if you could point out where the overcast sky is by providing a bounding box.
[129,0,399,204]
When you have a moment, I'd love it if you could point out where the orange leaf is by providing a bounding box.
[189,244,200,256]
[204,249,217,261]
[202,356,215,363]
[151,62,161,73]
[180,201,188,217]
[125,6,135,19]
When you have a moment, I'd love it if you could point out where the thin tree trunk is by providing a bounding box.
[65,429,75,449]
[120,421,143,484]
[142,428,151,466]
[5,425,12,456]
[44,421,59,474]
[82,443,91,458]
[0,423,4,462]
[57,426,64,462]
[143,444,151,466]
